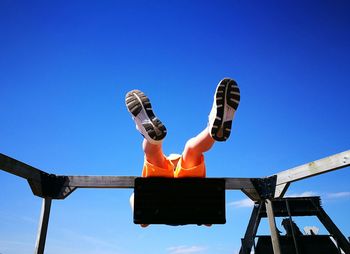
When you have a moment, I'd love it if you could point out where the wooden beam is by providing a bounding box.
[241,188,260,201]
[225,177,257,190]
[265,199,282,254]
[64,176,257,190]
[239,201,263,254]
[0,153,42,182]
[274,183,290,198]
[275,150,350,197]
[315,202,350,254]
[35,198,52,254]
[64,176,137,188]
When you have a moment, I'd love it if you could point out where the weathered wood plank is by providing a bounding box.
[275,150,350,197]
[64,176,257,190]
[64,176,137,188]
[0,153,42,181]
[266,199,282,254]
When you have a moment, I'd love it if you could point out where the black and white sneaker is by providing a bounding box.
[208,78,240,142]
[125,90,167,144]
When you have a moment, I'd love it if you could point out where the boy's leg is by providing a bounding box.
[181,128,214,169]
[181,78,240,170]
[125,89,173,177]
[142,139,167,169]
[142,139,174,178]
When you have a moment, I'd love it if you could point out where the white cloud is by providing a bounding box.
[228,198,254,208]
[167,245,207,254]
[284,191,350,200]
[326,192,350,199]
[285,191,318,197]
[56,229,122,253]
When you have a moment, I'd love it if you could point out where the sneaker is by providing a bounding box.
[125,89,167,144]
[208,78,240,141]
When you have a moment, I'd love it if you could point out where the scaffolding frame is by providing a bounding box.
[0,150,349,254]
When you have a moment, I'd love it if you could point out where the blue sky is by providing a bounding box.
[1,0,349,253]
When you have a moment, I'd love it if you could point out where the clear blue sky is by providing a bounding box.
[1,1,349,253]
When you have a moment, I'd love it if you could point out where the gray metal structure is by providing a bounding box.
[0,150,349,254]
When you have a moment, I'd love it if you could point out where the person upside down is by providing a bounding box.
[126,78,240,227]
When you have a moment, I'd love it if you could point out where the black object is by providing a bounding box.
[255,235,340,254]
[282,218,303,236]
[28,172,68,199]
[133,177,226,225]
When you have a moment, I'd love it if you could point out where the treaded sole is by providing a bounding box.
[125,90,167,142]
[210,79,240,141]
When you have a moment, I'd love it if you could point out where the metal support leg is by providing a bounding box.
[266,199,282,254]
[239,201,262,254]
[35,198,52,254]
[315,203,350,254]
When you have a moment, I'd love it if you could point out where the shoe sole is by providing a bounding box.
[210,79,240,141]
[125,90,167,142]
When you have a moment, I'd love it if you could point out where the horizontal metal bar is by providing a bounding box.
[63,176,257,190]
